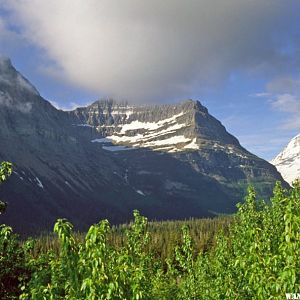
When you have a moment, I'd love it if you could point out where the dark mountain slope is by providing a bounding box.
[0,58,287,234]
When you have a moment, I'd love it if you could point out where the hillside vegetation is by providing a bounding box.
[0,162,299,299]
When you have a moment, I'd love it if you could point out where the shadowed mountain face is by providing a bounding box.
[0,58,287,234]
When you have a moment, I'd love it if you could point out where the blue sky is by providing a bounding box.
[1,1,300,160]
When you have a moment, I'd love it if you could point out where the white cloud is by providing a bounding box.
[267,77,300,94]
[1,0,300,102]
[250,92,271,98]
[271,93,300,113]
[49,100,84,111]
[0,14,27,53]
[263,76,300,130]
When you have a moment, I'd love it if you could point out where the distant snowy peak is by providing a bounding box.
[271,134,300,184]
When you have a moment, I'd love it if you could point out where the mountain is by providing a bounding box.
[0,58,287,234]
[70,100,241,152]
[271,134,300,184]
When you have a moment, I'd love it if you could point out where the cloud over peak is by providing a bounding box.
[1,0,300,102]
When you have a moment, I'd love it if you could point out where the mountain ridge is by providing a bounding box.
[0,59,288,234]
[70,98,243,153]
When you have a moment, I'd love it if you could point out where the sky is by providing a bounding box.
[0,0,300,160]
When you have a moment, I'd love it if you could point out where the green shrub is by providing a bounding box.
[0,225,31,300]
[1,176,299,299]
[176,182,300,299]
[0,161,12,215]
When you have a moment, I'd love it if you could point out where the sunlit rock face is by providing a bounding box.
[71,99,240,153]
[70,98,281,186]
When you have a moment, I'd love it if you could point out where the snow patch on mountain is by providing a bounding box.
[35,177,44,189]
[92,138,112,143]
[111,109,134,119]
[120,112,185,133]
[271,134,300,184]
[136,189,145,196]
[76,124,94,128]
[102,145,135,151]
[184,138,199,150]
[91,111,200,152]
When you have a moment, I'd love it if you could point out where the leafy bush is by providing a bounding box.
[175,182,300,299]
[0,161,12,215]
[0,225,31,300]
[20,210,158,299]
[0,161,31,299]
[1,179,299,299]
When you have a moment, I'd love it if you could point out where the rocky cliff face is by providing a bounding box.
[271,134,300,184]
[0,59,287,234]
[70,98,282,189]
[70,99,240,153]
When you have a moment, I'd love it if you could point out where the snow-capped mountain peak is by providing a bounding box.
[271,134,300,184]
[71,99,243,154]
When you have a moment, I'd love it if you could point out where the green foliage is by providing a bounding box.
[0,161,12,183]
[20,210,158,299]
[0,161,12,215]
[0,200,7,215]
[0,161,30,300]
[1,182,300,299]
[173,183,300,299]
[30,216,230,264]
[0,225,30,299]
